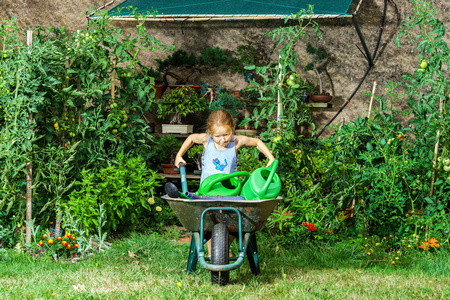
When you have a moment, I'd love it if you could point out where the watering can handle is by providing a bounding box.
[201,171,249,194]
[261,160,279,195]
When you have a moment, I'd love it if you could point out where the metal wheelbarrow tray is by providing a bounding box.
[162,195,280,285]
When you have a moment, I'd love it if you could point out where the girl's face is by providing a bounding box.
[211,125,233,149]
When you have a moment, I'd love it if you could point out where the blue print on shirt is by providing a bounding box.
[213,158,228,171]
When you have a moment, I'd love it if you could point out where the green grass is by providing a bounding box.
[1,233,449,299]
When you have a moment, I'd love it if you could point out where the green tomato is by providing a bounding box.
[286,79,295,86]
[444,165,450,172]
[289,74,297,81]
[112,129,118,135]
[418,68,426,73]
[120,123,127,129]
[443,158,450,166]
[272,135,282,143]
[420,60,428,69]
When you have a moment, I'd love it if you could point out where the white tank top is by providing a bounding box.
[200,136,238,183]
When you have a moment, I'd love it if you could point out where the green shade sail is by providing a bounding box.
[108,0,358,20]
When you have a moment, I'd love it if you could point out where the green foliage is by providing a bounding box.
[157,47,231,73]
[65,152,162,235]
[275,0,450,245]
[187,144,203,170]
[241,7,321,139]
[0,9,170,228]
[210,92,244,117]
[198,47,232,69]
[156,49,198,72]
[158,86,208,124]
[227,32,270,75]
[237,150,266,173]
[152,134,183,164]
[304,42,327,72]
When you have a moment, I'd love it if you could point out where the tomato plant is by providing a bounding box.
[0,8,173,234]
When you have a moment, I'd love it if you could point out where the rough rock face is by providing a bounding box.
[1,0,449,138]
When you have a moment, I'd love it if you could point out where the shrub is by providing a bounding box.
[65,152,163,235]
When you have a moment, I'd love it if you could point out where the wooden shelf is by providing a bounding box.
[157,173,201,179]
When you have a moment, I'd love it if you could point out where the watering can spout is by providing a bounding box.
[240,159,281,200]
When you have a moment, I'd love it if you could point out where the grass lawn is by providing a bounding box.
[1,232,449,299]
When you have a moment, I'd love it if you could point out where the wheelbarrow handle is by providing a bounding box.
[179,162,188,194]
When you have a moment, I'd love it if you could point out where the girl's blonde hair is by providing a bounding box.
[206,109,235,135]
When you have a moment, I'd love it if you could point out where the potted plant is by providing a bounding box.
[228,33,270,82]
[208,90,244,118]
[155,134,183,174]
[157,85,208,133]
[157,48,231,92]
[145,67,166,99]
[187,144,204,174]
[304,43,332,102]
[285,72,315,103]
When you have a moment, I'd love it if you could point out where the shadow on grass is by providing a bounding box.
[106,231,450,285]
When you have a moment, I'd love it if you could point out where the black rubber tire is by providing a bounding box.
[211,223,230,285]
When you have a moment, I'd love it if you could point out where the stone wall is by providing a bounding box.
[1,0,449,138]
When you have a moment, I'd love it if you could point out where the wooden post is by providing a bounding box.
[430,98,444,198]
[25,30,33,244]
[277,55,283,125]
[111,60,116,101]
[367,81,377,118]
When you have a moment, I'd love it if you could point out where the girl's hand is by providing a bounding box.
[266,158,276,168]
[174,157,186,168]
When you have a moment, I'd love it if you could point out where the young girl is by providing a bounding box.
[174,109,275,179]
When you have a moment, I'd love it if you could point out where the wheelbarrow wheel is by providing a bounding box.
[211,223,229,285]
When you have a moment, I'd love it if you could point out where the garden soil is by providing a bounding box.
[1,0,449,138]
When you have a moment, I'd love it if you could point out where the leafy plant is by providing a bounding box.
[156,49,198,72]
[187,144,203,170]
[65,152,162,235]
[157,86,208,124]
[304,42,329,94]
[241,6,321,139]
[0,8,172,240]
[153,134,183,164]
[228,32,270,75]
[210,92,244,117]
[198,47,232,69]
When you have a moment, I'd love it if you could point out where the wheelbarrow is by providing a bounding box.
[162,195,280,285]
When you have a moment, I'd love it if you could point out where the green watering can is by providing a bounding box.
[241,160,281,200]
[197,171,249,197]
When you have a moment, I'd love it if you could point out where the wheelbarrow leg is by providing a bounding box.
[246,233,260,275]
[186,232,198,274]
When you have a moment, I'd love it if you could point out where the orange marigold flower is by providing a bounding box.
[429,238,438,245]
[420,242,428,251]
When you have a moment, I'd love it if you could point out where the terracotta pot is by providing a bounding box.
[161,163,180,174]
[310,94,332,103]
[338,208,354,219]
[203,88,217,101]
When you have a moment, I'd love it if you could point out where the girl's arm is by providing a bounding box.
[174,133,208,168]
[235,135,276,167]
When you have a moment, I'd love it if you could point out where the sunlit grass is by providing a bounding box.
[1,233,449,299]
